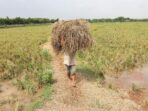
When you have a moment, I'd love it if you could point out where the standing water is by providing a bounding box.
[105,64,148,111]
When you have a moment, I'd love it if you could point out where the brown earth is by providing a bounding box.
[37,42,143,111]
[0,81,35,111]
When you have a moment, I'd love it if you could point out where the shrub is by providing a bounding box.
[38,69,53,86]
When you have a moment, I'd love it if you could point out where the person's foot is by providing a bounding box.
[67,72,72,80]
[71,74,76,87]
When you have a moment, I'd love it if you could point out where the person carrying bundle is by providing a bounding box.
[51,19,93,87]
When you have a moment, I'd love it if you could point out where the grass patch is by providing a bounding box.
[28,84,52,111]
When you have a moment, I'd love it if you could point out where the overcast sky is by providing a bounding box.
[0,0,148,19]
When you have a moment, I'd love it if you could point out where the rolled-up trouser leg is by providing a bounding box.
[69,65,76,75]
[65,65,76,79]
[65,65,71,79]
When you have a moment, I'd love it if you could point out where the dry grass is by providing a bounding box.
[0,25,53,111]
[51,20,93,55]
[77,22,148,76]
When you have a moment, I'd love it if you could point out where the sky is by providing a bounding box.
[0,0,148,19]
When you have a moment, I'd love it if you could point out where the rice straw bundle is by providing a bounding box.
[51,19,93,55]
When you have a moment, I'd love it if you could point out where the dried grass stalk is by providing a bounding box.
[51,19,93,55]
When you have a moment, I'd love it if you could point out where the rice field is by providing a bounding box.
[0,22,148,83]
[77,22,148,77]
[0,22,148,80]
[0,22,148,110]
[0,24,54,110]
[0,25,53,108]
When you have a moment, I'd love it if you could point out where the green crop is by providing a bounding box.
[0,24,53,94]
[77,22,148,76]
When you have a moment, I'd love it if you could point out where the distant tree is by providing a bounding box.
[0,17,59,25]
[0,17,148,25]
[114,16,125,22]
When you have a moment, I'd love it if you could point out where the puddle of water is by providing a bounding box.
[105,64,148,92]
[105,64,148,111]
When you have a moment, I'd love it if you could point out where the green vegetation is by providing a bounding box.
[88,17,148,22]
[77,22,148,77]
[1,22,148,85]
[1,17,148,26]
[28,85,52,111]
[0,24,53,93]
[0,17,58,25]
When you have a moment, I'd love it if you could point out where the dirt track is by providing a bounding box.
[37,42,143,111]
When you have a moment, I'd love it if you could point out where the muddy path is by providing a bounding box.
[37,42,143,111]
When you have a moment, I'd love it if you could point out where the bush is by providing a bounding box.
[14,74,36,95]
[38,69,53,86]
[41,49,51,61]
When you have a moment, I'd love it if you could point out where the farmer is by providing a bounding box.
[51,20,93,87]
[61,36,76,87]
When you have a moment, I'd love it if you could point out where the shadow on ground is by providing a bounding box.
[77,65,105,82]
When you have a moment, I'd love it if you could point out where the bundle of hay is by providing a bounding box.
[51,19,93,56]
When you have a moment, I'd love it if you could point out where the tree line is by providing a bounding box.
[0,17,148,25]
[87,17,148,23]
[0,17,59,25]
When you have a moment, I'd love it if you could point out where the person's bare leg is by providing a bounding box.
[67,72,72,80]
[71,74,76,87]
[65,65,72,80]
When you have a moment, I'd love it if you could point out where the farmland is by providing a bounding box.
[77,22,148,76]
[0,25,53,111]
[0,22,148,111]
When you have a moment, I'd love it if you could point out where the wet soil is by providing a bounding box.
[105,65,148,111]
